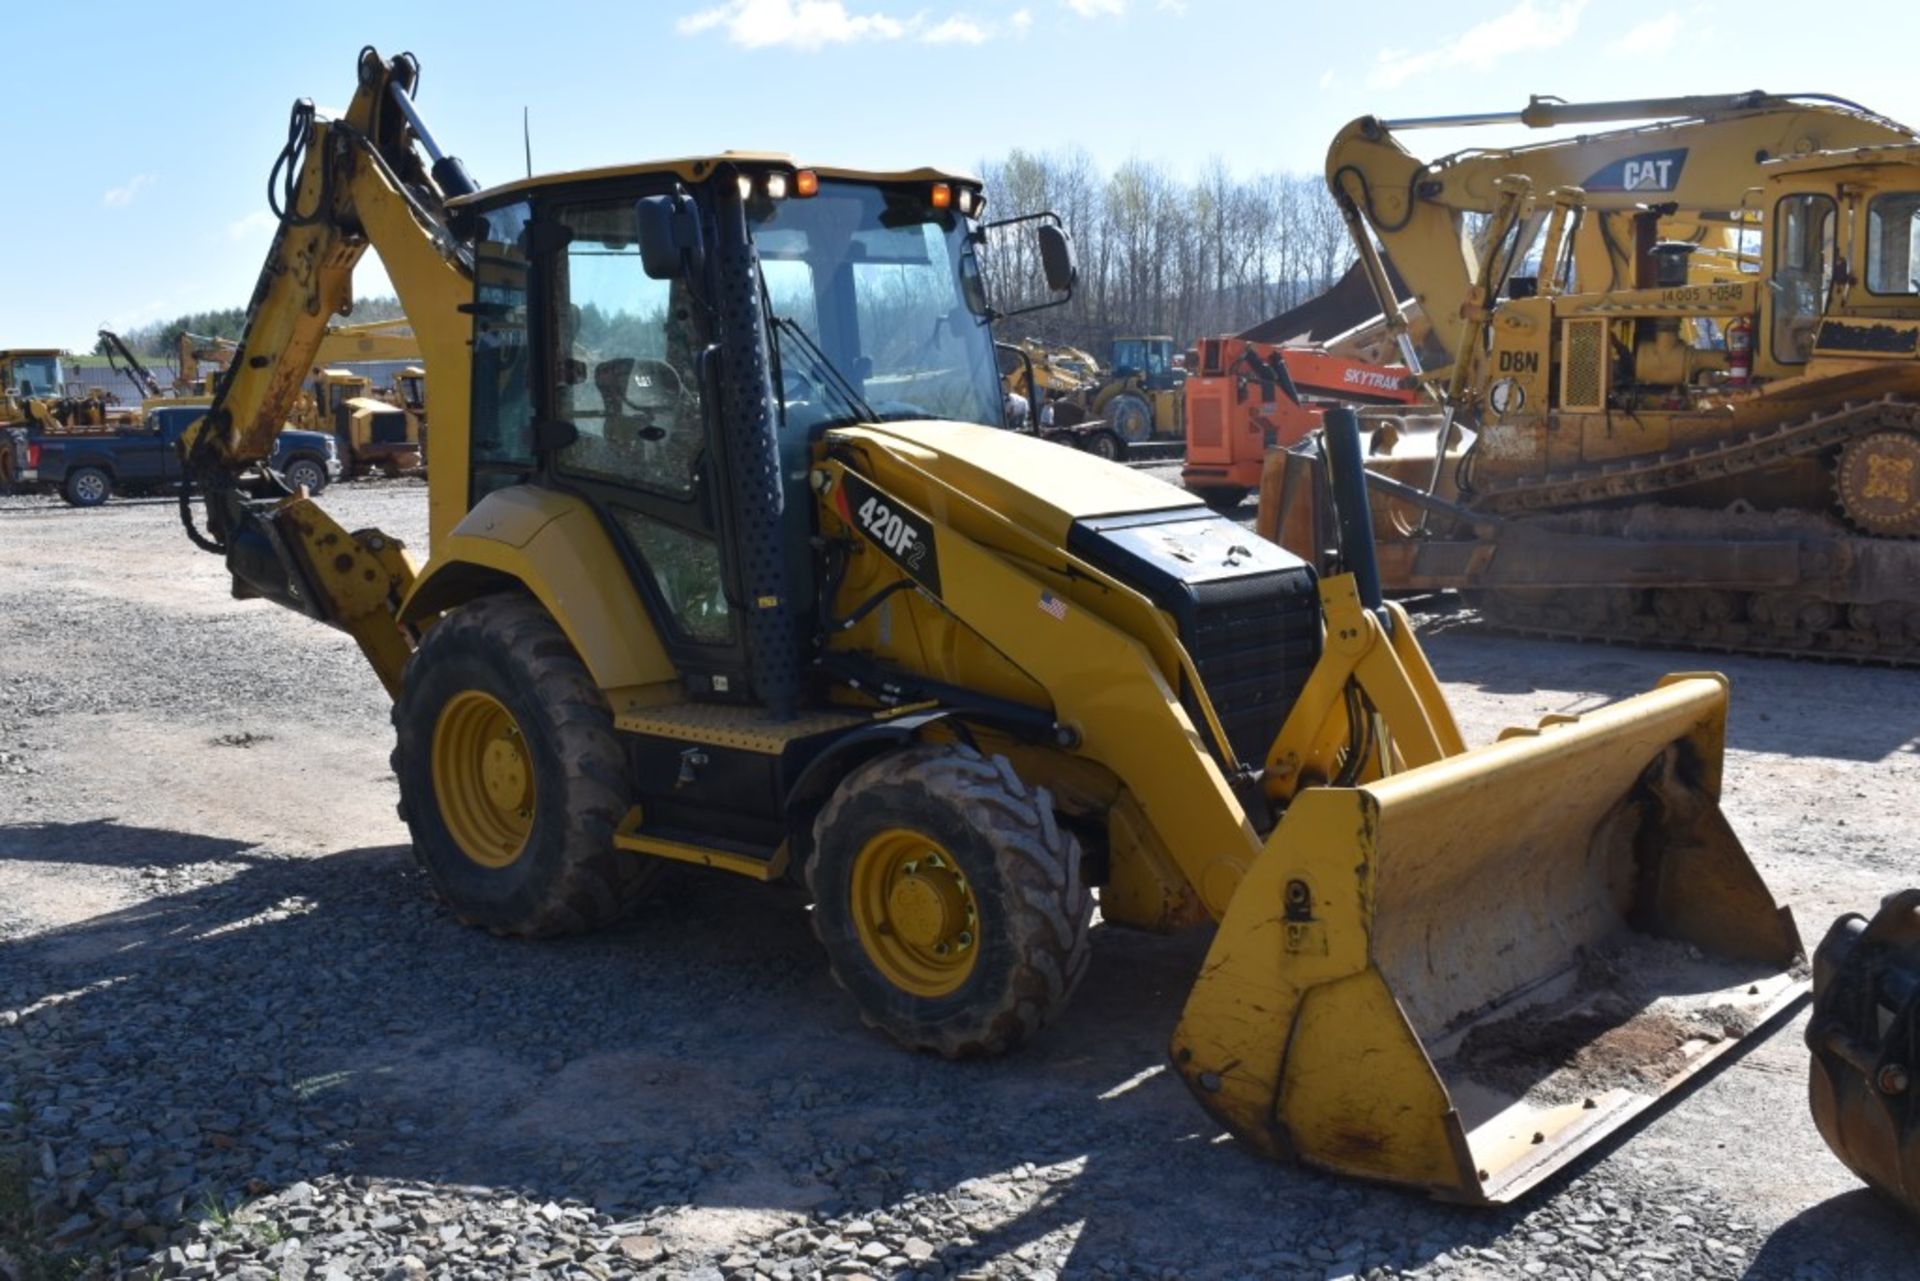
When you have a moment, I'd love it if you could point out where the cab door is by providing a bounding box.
[533,190,754,701]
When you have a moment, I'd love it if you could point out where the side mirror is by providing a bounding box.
[1037,223,1077,294]
[636,193,705,281]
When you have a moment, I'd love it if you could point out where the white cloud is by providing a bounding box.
[1368,0,1585,89]
[677,0,905,48]
[1606,11,1681,55]
[923,14,991,43]
[1156,0,1188,12]
[678,1,1012,48]
[1065,0,1124,15]
[102,174,155,208]
[1318,67,1338,89]
[227,211,279,242]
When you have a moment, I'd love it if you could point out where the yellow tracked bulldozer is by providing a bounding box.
[179,48,1807,1202]
[1262,93,1920,663]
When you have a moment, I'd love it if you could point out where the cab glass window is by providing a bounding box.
[550,200,706,499]
[1771,193,1836,364]
[1865,192,1920,295]
[470,200,535,476]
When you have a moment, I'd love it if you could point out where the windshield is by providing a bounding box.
[748,179,1001,432]
[8,355,63,397]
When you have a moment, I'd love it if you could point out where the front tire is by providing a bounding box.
[284,457,328,495]
[62,466,111,507]
[807,744,1093,1058]
[1084,429,1126,462]
[392,593,656,937]
[1107,392,1155,444]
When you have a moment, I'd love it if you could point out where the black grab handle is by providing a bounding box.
[1321,406,1387,625]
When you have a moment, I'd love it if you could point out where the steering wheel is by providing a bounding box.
[626,359,683,399]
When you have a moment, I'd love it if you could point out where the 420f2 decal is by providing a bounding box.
[837,472,942,594]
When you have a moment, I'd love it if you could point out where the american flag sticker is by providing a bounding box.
[1038,591,1068,621]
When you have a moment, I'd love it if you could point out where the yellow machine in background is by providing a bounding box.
[1262,92,1920,662]
[181,48,1806,1203]
[1,348,132,432]
[1085,334,1182,442]
[300,368,424,476]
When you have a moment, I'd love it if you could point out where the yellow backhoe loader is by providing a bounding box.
[180,48,1807,1203]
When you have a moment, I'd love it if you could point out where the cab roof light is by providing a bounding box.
[929,182,952,210]
[794,169,819,197]
[955,187,976,216]
[765,171,790,200]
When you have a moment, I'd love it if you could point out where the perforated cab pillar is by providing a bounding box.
[712,177,802,718]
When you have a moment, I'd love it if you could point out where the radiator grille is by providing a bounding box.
[1184,573,1322,768]
[1561,319,1607,411]
[369,412,410,445]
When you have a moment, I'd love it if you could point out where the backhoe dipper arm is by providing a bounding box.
[97,329,165,398]
[181,46,476,693]
[1326,93,1918,362]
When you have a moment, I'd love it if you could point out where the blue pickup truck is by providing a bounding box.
[32,405,340,507]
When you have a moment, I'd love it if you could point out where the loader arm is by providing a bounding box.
[181,47,476,694]
[1328,93,1918,365]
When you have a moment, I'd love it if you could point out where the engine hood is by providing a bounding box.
[829,419,1200,542]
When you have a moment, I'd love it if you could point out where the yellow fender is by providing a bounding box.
[399,486,677,700]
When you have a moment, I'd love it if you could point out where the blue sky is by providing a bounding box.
[7,0,1919,348]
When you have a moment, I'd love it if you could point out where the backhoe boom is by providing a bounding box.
[183,48,476,687]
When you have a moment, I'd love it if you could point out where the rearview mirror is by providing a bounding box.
[636,193,705,280]
[1037,223,1077,294]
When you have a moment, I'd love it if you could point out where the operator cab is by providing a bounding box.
[453,156,1071,711]
[2,350,66,400]
[1109,336,1180,391]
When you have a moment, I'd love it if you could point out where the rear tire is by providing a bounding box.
[1084,429,1126,462]
[391,592,657,937]
[807,744,1093,1058]
[61,466,111,508]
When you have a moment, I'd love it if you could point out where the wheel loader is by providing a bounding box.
[180,48,1809,1203]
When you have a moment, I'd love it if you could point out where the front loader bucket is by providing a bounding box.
[1171,674,1803,1203]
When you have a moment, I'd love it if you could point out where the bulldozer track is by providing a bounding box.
[1470,395,1920,516]
[1471,590,1920,667]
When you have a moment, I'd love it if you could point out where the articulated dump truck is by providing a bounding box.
[178,48,1806,1202]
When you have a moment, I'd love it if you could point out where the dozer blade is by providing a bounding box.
[1171,674,1804,1203]
[1807,892,1920,1219]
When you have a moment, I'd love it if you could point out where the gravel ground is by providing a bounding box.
[1,479,1916,1280]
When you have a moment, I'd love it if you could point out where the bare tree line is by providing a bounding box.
[977,148,1355,352]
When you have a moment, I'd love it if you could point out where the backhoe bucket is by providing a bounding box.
[1171,674,1803,1203]
[1807,892,1920,1219]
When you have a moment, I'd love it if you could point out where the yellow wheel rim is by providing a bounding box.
[849,828,980,998]
[431,690,536,869]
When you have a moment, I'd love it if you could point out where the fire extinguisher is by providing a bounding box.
[1727,316,1754,387]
